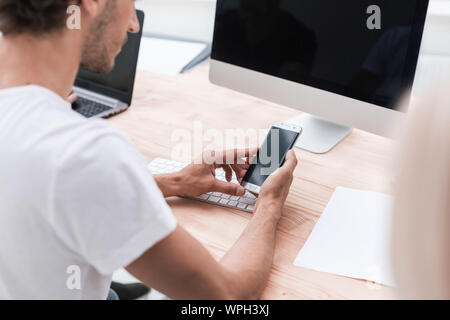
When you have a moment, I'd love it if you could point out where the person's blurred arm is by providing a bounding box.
[392,86,450,299]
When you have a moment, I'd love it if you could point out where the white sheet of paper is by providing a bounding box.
[137,37,207,75]
[294,187,396,287]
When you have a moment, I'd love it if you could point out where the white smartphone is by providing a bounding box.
[241,122,302,195]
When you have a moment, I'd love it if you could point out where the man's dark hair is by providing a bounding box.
[0,0,80,35]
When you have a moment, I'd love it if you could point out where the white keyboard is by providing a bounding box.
[148,158,257,213]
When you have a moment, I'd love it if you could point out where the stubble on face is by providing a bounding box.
[80,0,124,74]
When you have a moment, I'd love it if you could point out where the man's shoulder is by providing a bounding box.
[1,85,71,108]
[1,85,137,176]
[55,117,138,172]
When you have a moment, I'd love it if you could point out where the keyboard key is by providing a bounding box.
[221,194,231,199]
[212,192,222,197]
[198,194,209,200]
[209,196,221,203]
[240,198,256,205]
[237,203,248,210]
[228,200,238,207]
[219,199,229,205]
[247,205,255,211]
[230,196,240,201]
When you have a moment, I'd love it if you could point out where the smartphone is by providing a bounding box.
[241,122,302,194]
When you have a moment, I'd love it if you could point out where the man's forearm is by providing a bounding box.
[154,173,184,198]
[219,202,281,299]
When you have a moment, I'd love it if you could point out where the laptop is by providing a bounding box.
[72,10,144,118]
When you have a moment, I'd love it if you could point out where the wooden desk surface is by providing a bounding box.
[110,63,397,300]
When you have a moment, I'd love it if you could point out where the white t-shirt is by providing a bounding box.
[0,85,177,299]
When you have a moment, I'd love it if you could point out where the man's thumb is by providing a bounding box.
[282,150,297,172]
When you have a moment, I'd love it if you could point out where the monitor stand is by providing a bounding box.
[287,113,352,154]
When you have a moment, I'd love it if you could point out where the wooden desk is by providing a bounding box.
[109,63,397,300]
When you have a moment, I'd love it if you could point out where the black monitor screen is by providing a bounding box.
[212,0,429,110]
[75,10,144,104]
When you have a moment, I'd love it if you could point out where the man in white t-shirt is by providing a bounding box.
[0,0,298,299]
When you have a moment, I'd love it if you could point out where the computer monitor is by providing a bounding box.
[210,0,429,153]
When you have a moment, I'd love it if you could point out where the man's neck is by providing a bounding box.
[0,31,82,100]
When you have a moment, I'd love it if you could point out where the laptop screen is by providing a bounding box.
[212,0,429,110]
[74,10,144,105]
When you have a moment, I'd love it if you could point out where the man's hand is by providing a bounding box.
[67,92,77,104]
[154,148,257,198]
[180,148,257,197]
[254,149,298,219]
[128,149,299,300]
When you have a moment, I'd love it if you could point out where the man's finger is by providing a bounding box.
[212,180,246,196]
[220,164,233,182]
[231,164,249,182]
[67,93,78,104]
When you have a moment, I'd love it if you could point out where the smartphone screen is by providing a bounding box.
[242,125,300,188]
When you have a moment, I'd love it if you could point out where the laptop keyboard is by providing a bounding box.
[148,158,257,213]
[72,97,113,118]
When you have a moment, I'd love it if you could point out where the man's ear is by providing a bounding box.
[79,0,106,19]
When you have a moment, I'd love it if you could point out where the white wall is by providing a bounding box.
[136,0,217,42]
[422,0,450,55]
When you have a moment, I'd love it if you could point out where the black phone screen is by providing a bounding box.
[243,127,300,187]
